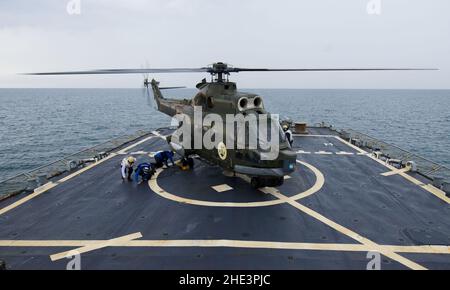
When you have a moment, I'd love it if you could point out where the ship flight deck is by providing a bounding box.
[0,127,449,270]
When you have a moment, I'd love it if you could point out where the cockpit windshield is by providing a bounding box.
[257,119,286,151]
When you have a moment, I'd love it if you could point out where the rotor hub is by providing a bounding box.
[207,62,232,82]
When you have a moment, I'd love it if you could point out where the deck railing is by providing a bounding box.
[0,130,153,201]
[342,128,450,183]
[1,125,449,201]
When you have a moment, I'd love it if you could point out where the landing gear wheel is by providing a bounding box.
[251,177,284,189]
[275,177,284,187]
[251,177,262,189]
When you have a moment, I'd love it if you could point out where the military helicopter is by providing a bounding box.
[26,62,435,188]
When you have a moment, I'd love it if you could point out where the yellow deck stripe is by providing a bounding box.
[0,136,155,216]
[0,239,448,255]
[150,130,168,141]
[334,136,368,154]
[422,184,450,203]
[117,136,156,154]
[371,156,449,203]
[49,232,142,261]
[267,189,427,270]
[381,167,411,177]
[0,182,57,216]
[334,136,450,204]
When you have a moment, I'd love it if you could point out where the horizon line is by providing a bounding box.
[1,87,450,90]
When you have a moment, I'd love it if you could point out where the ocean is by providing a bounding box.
[0,88,449,181]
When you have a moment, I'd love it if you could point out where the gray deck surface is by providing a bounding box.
[0,128,449,270]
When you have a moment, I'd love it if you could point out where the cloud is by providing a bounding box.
[0,0,448,88]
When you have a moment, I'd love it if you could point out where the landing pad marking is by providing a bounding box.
[268,189,427,270]
[49,232,143,261]
[315,151,333,155]
[372,156,449,203]
[117,136,157,154]
[149,160,324,207]
[148,159,428,269]
[381,167,411,177]
[149,152,435,270]
[0,239,448,254]
[336,151,355,155]
[151,130,169,141]
[122,151,151,155]
[333,136,368,154]
[211,184,234,193]
[333,136,450,204]
[0,182,57,216]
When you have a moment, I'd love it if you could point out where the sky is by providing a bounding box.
[0,0,449,89]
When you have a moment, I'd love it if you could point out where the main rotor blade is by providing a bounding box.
[23,68,208,75]
[23,66,438,76]
[230,68,438,72]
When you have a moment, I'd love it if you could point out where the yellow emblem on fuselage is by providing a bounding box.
[217,142,227,160]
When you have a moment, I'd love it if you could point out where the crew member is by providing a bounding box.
[283,125,294,147]
[134,163,156,183]
[154,151,175,168]
[121,156,136,181]
[178,157,194,171]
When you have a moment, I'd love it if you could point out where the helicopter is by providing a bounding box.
[25,62,436,188]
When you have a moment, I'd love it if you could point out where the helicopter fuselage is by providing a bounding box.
[151,79,297,188]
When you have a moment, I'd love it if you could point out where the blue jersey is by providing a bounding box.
[134,163,155,182]
[154,151,175,166]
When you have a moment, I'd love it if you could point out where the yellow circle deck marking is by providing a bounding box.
[148,160,324,207]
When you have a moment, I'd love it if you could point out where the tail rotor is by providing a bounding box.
[141,61,155,108]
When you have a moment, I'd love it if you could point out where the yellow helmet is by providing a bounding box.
[282,125,289,131]
[127,156,136,164]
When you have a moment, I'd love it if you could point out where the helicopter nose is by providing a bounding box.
[279,149,297,160]
[279,149,297,172]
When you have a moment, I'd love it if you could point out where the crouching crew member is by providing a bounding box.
[134,163,156,183]
[121,156,136,181]
[154,151,175,168]
[283,125,294,147]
